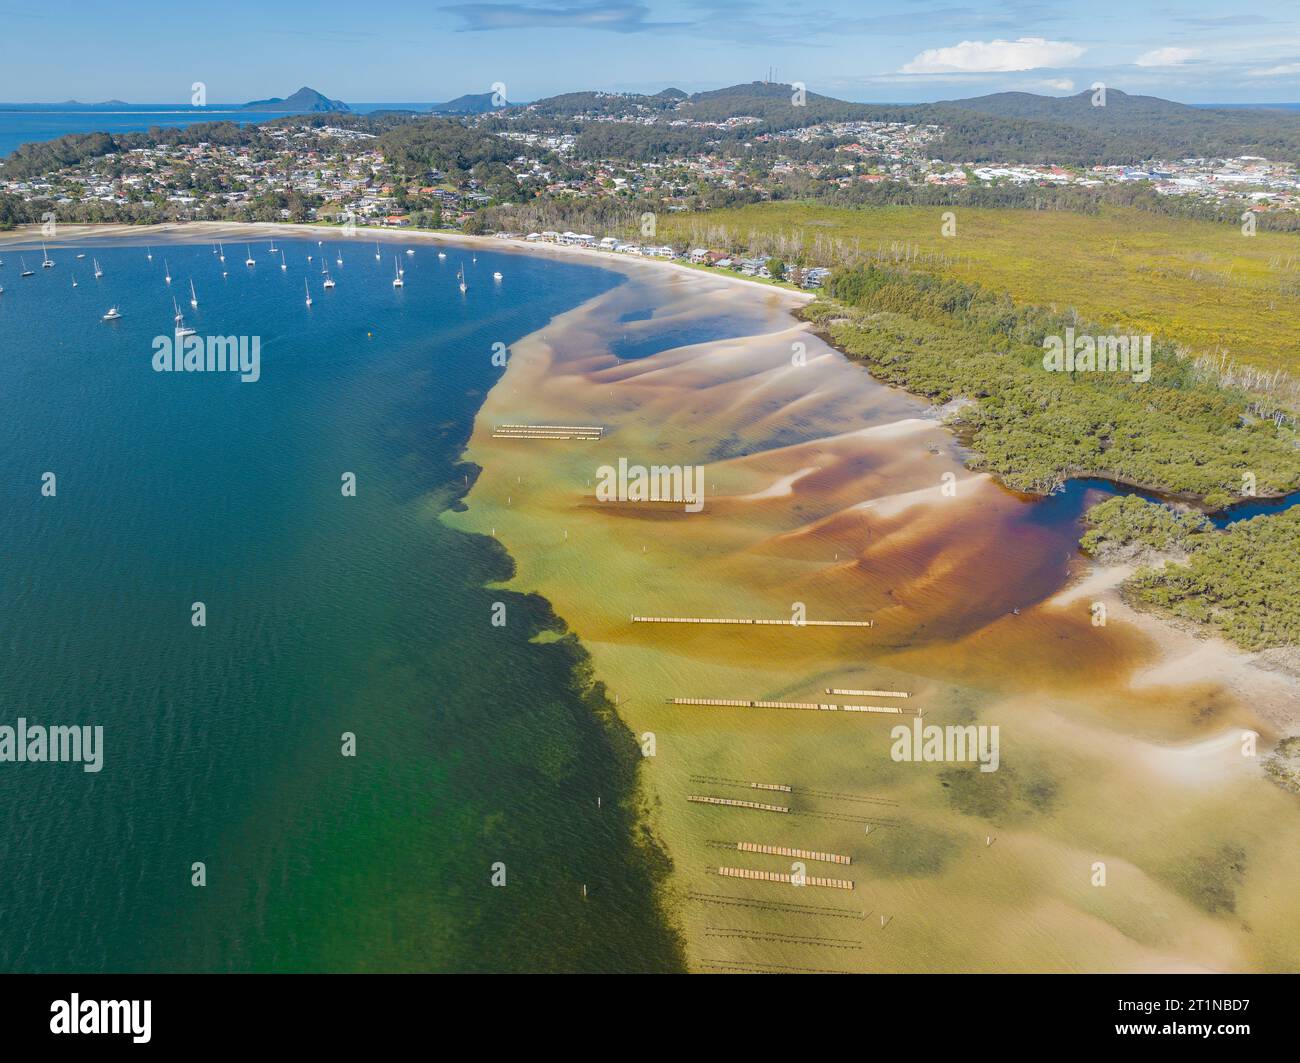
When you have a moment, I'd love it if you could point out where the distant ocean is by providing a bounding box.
[0,234,683,972]
[0,104,430,156]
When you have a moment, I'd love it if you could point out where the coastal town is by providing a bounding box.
[4,88,1300,284]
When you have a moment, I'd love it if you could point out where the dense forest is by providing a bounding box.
[1081,495,1300,650]
[807,265,1300,505]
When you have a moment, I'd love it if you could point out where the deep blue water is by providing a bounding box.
[0,234,685,972]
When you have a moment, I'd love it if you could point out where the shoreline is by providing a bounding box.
[0,220,818,303]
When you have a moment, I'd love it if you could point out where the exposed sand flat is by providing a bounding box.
[1046,563,1135,609]
[737,466,820,500]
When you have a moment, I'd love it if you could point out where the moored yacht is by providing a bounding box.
[102,306,121,321]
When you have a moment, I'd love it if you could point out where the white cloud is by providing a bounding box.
[900,37,1084,75]
[1134,47,1199,67]
[1247,62,1300,77]
[1040,78,1075,92]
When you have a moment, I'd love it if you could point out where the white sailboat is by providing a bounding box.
[375,242,381,261]
[218,242,225,262]
[322,267,336,289]
[172,293,195,335]
[20,257,34,277]
[457,264,466,293]
[146,246,153,261]
[164,259,172,284]
[93,258,103,278]
[280,251,287,271]
[305,279,313,306]
[42,242,54,268]
[392,257,403,288]
[269,238,279,253]
[72,276,78,288]
[245,245,256,267]
[336,249,343,267]
[189,279,198,308]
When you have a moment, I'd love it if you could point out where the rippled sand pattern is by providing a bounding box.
[448,263,1300,973]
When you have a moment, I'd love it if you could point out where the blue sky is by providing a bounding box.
[3,0,1300,103]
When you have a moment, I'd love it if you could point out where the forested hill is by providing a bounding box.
[517,82,1300,164]
[932,89,1300,163]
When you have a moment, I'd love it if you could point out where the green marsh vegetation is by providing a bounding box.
[659,203,1300,377]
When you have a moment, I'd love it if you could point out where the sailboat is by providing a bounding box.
[72,276,78,288]
[280,251,287,272]
[76,252,86,259]
[336,249,343,266]
[406,248,414,257]
[146,247,153,261]
[189,279,198,309]
[93,258,103,278]
[305,279,313,306]
[457,264,466,293]
[42,243,54,268]
[245,245,256,267]
[164,259,172,284]
[173,297,196,337]
[392,257,403,288]
[269,238,278,253]
[375,242,381,261]
[322,267,335,289]
[20,257,34,277]
[437,251,446,259]
[218,242,225,263]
